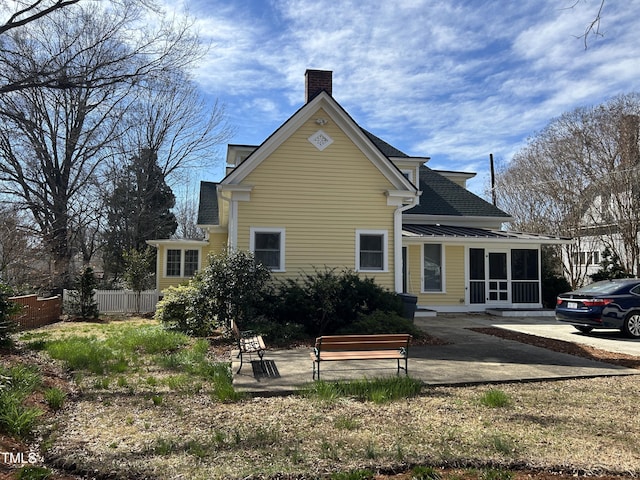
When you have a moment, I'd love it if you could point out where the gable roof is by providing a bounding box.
[362,130,409,158]
[197,181,219,226]
[406,166,511,219]
[222,91,418,194]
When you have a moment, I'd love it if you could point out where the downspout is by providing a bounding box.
[217,190,236,251]
[228,197,238,251]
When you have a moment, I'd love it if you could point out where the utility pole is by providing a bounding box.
[490,153,497,206]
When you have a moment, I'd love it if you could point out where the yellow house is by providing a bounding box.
[148,70,567,315]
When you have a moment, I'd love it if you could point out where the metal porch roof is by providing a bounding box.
[402,224,571,243]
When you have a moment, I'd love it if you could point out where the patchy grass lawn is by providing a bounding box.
[2,318,640,480]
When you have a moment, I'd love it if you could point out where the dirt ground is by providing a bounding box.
[2,326,639,480]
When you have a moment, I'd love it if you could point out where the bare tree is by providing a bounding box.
[563,0,606,49]
[0,0,80,35]
[115,72,233,181]
[0,1,204,288]
[0,0,199,94]
[0,204,49,289]
[173,181,205,241]
[495,93,640,286]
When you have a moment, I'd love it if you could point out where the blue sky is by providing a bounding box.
[168,0,640,196]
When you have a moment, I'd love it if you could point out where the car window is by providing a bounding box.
[574,281,629,295]
[631,285,640,295]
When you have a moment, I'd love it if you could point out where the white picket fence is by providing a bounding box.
[63,289,160,314]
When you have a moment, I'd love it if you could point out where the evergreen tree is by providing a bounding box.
[65,267,99,320]
[103,149,177,283]
[590,247,630,282]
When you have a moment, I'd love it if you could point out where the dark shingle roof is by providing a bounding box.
[362,130,409,158]
[197,181,219,225]
[406,166,510,219]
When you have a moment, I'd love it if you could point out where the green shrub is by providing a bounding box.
[336,310,422,336]
[156,250,272,337]
[0,365,43,438]
[0,283,21,346]
[155,283,207,336]
[270,268,404,336]
[541,274,571,308]
[241,319,307,348]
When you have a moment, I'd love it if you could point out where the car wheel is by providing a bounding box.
[623,312,640,338]
[574,326,593,334]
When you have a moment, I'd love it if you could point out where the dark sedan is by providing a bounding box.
[556,279,640,338]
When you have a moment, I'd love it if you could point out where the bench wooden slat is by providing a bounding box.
[232,320,266,374]
[312,351,406,361]
[311,333,411,380]
[239,335,266,353]
[315,340,408,351]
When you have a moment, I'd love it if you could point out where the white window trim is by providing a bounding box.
[400,168,414,183]
[250,227,286,272]
[421,243,446,293]
[165,248,202,278]
[355,229,389,272]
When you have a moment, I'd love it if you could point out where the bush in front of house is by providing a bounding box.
[335,310,422,337]
[155,283,203,335]
[265,268,404,337]
[156,249,271,337]
[157,253,410,340]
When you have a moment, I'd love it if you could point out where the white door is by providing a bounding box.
[469,249,510,304]
[487,252,509,303]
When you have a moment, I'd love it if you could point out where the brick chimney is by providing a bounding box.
[305,69,332,103]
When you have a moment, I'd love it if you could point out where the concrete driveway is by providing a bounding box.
[232,313,640,395]
[480,314,640,356]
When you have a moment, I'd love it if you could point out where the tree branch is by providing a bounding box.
[1,0,81,35]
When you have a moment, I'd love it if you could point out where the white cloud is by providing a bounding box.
[159,0,640,194]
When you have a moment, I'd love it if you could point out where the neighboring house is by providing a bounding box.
[562,189,640,286]
[148,70,567,314]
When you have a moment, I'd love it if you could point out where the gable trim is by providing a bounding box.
[222,92,419,197]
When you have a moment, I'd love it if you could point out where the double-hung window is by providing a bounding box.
[250,228,285,271]
[356,230,387,272]
[166,249,200,277]
[423,244,443,292]
[184,250,199,277]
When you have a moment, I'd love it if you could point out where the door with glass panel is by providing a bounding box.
[469,249,510,304]
[487,252,509,303]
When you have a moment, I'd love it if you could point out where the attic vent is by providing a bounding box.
[308,130,333,151]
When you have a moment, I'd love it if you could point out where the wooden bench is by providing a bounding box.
[231,321,266,373]
[310,334,411,380]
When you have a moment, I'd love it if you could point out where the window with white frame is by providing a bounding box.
[250,228,285,271]
[166,248,200,277]
[400,169,414,183]
[184,250,199,277]
[356,230,387,271]
[423,244,443,292]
